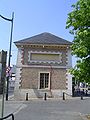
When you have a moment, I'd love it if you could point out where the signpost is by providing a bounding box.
[0,63,2,117]
[0,50,7,118]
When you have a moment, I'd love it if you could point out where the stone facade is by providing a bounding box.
[14,32,72,100]
[21,67,66,89]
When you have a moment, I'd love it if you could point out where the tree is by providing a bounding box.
[66,0,90,83]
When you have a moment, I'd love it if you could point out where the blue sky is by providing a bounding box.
[0,0,77,66]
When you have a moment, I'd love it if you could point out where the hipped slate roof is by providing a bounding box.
[14,32,72,46]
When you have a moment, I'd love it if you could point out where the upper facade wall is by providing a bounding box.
[17,45,72,68]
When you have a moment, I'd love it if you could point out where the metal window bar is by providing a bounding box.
[40,73,49,89]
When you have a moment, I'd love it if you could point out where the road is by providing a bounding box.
[13,98,90,120]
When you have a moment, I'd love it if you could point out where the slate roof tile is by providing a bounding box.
[14,32,72,45]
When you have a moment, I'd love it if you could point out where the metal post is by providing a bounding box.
[6,12,14,101]
[1,79,5,118]
[81,93,83,100]
[44,93,47,100]
[26,93,28,101]
[6,77,9,100]
[0,51,7,118]
[86,90,88,96]
[63,92,65,100]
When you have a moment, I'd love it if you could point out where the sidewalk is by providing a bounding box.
[4,101,26,116]
[0,95,26,118]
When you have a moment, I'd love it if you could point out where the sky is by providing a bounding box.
[0,0,77,67]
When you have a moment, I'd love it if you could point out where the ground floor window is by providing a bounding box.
[39,73,50,89]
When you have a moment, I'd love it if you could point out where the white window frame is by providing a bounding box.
[38,72,50,90]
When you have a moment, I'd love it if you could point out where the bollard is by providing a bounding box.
[63,92,65,100]
[26,93,28,101]
[86,90,88,96]
[44,93,47,100]
[81,94,83,100]
[83,89,84,95]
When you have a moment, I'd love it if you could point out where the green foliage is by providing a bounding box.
[66,0,90,83]
[70,57,90,83]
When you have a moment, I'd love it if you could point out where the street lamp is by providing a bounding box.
[0,12,14,100]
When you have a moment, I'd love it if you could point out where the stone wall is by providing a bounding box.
[21,67,67,90]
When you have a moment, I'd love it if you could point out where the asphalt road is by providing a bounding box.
[14,98,90,120]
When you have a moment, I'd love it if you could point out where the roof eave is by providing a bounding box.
[14,42,72,48]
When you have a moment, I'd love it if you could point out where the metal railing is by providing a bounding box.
[0,113,14,120]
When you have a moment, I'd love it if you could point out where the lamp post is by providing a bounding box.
[0,12,14,101]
